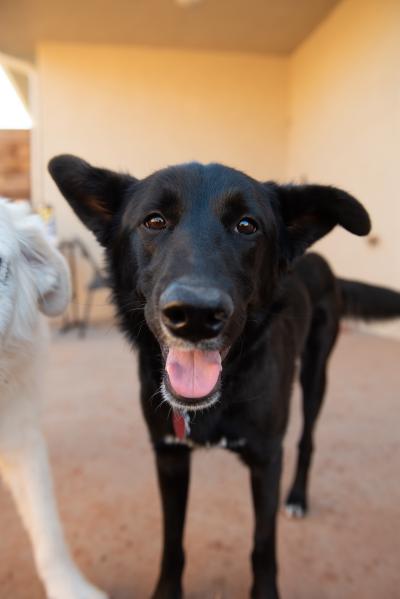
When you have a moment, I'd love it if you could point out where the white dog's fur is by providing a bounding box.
[0,200,107,599]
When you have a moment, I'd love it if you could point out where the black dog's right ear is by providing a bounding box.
[48,154,136,245]
[268,182,371,262]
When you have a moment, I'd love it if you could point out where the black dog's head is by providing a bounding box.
[49,155,370,411]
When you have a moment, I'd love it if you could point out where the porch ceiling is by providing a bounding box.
[0,0,339,62]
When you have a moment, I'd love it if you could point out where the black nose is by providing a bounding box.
[160,282,233,341]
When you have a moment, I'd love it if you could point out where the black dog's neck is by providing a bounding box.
[227,297,286,365]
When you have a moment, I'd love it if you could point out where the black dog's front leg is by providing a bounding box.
[151,445,191,599]
[249,447,282,599]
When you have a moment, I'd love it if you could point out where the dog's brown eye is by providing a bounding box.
[235,217,258,235]
[143,213,166,230]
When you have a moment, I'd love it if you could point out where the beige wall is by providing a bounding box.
[35,3,400,335]
[37,43,289,257]
[288,0,400,336]
[36,43,289,323]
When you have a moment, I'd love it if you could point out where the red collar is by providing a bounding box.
[172,410,191,439]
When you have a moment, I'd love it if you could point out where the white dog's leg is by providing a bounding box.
[0,396,108,599]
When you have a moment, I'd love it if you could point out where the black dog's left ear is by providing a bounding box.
[269,183,371,261]
[48,154,136,246]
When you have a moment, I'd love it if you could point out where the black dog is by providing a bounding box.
[49,156,400,599]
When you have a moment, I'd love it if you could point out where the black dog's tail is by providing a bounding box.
[338,278,400,321]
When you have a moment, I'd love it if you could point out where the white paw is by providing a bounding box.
[44,568,108,599]
[284,503,306,519]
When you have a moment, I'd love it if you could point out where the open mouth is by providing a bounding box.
[162,347,223,411]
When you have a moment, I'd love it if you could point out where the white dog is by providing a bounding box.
[0,199,107,599]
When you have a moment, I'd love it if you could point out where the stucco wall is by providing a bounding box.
[37,43,289,257]
[35,0,400,334]
[288,0,400,336]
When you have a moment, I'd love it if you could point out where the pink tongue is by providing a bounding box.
[166,348,221,399]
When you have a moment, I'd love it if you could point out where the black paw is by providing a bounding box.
[151,580,183,599]
[251,583,280,599]
[284,490,308,519]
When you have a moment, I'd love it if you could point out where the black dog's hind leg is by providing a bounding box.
[249,446,282,599]
[151,445,191,599]
[285,304,339,518]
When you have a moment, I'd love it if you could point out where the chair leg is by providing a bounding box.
[79,288,94,338]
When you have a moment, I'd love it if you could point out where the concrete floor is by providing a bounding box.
[0,326,399,599]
